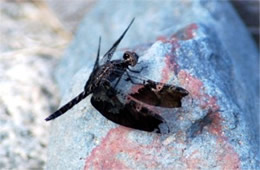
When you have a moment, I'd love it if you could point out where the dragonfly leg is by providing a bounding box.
[113,76,122,89]
[125,71,144,85]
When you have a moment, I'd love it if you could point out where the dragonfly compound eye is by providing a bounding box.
[123,51,139,66]
[123,51,131,60]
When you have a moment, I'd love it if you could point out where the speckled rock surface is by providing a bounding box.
[0,1,69,169]
[47,0,259,169]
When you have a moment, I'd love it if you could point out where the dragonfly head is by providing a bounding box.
[123,51,139,66]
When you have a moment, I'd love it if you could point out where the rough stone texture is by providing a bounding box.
[45,0,96,32]
[0,1,70,169]
[46,0,260,46]
[48,0,259,169]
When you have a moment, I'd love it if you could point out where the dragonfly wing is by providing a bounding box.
[91,84,166,133]
[130,80,189,108]
[100,18,135,64]
[93,36,102,71]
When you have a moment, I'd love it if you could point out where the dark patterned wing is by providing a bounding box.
[129,80,189,108]
[93,36,101,71]
[101,18,135,63]
[91,84,167,133]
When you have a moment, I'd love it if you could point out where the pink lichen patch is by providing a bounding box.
[84,120,239,169]
[184,23,198,40]
[178,70,240,168]
[208,111,223,137]
[181,139,240,170]
[157,33,180,47]
[178,70,204,98]
[178,70,224,137]
[166,54,179,73]
[84,127,167,169]
[180,71,220,130]
[160,47,180,82]
[156,30,183,79]
[170,38,181,52]
[215,139,241,170]
[182,150,207,170]
[84,127,132,170]
[156,35,168,42]
[161,56,171,83]
[172,23,198,41]
[200,96,219,111]
[157,24,199,83]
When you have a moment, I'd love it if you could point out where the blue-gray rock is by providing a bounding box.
[230,0,259,45]
[47,0,259,169]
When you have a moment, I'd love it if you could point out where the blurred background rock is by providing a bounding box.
[0,0,71,169]
[0,0,258,169]
[230,0,259,45]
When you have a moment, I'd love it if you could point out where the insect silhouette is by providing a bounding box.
[91,79,188,133]
[45,18,189,133]
[91,82,167,133]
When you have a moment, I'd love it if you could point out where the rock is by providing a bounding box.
[230,0,260,45]
[47,0,259,169]
[0,1,69,169]
[45,0,96,32]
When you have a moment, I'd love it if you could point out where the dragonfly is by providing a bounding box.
[91,79,188,133]
[45,18,189,133]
